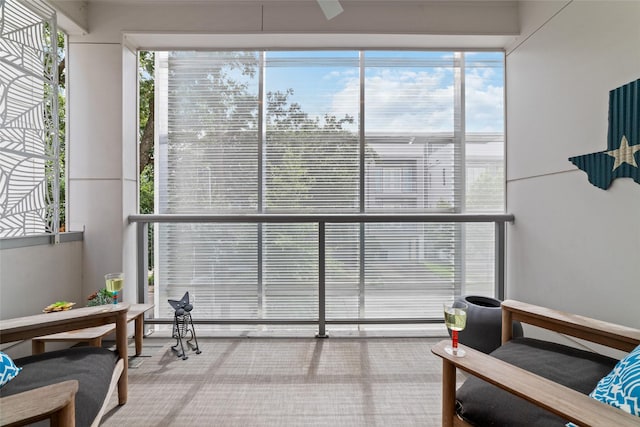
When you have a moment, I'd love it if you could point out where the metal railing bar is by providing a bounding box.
[0,231,83,250]
[129,213,514,224]
[317,221,327,337]
[144,318,446,325]
[495,221,506,301]
[133,213,514,335]
[137,223,149,305]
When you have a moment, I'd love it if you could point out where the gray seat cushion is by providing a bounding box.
[455,337,618,426]
[0,346,118,427]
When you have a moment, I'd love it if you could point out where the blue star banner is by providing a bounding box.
[569,79,640,189]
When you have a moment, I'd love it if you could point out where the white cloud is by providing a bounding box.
[331,68,454,133]
[465,68,504,132]
[328,65,503,133]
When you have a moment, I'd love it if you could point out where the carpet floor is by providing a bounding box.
[101,336,451,426]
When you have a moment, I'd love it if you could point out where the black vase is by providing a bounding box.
[451,295,523,354]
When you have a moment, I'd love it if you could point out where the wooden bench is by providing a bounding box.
[0,304,130,427]
[32,303,154,356]
[431,300,640,427]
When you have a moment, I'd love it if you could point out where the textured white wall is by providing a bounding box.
[0,241,83,320]
[78,1,519,44]
[505,1,640,328]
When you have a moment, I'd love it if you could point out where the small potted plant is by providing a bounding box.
[87,288,114,306]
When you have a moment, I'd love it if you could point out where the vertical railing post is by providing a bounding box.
[494,221,505,301]
[359,222,365,320]
[317,221,328,338]
[137,222,149,304]
[257,223,264,319]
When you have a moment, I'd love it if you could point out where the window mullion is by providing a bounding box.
[453,52,466,297]
[258,51,265,319]
[359,50,366,320]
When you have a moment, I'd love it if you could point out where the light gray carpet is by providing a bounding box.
[101,336,451,426]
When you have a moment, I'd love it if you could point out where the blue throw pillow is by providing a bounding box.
[0,351,21,387]
[590,344,640,416]
[567,344,640,426]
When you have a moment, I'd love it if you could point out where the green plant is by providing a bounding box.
[86,288,113,306]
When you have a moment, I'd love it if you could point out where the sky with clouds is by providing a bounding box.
[264,50,504,135]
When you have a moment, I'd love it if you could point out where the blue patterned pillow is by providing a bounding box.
[589,344,640,416]
[0,351,21,387]
[568,344,640,426]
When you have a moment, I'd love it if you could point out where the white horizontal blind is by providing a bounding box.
[156,51,261,318]
[159,51,260,214]
[361,222,459,318]
[263,223,318,319]
[155,50,504,323]
[463,52,505,296]
[365,52,460,213]
[156,223,259,319]
[360,52,462,316]
[264,52,360,213]
[262,53,358,319]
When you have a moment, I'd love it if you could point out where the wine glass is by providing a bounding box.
[105,272,124,305]
[444,301,468,357]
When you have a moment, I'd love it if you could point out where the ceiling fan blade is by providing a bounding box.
[317,0,344,20]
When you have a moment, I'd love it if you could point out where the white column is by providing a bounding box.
[67,42,125,298]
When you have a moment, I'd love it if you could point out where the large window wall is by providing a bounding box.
[153,50,504,323]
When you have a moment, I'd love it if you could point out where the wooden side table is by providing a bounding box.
[32,303,154,356]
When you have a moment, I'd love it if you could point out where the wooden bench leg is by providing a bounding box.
[135,315,144,356]
[50,398,75,427]
[442,359,456,427]
[116,310,128,405]
[88,337,102,348]
[32,339,45,355]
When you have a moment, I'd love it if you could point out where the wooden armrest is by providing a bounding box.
[501,300,640,352]
[0,303,130,344]
[432,340,639,427]
[0,380,78,427]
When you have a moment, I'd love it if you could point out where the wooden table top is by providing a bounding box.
[32,304,154,341]
[0,303,131,344]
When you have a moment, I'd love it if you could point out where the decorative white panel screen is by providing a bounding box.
[0,0,59,237]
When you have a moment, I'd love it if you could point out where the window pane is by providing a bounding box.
[159,51,260,214]
[465,52,505,213]
[364,51,460,212]
[464,52,505,297]
[263,223,318,319]
[264,51,360,212]
[157,223,259,319]
[363,222,459,317]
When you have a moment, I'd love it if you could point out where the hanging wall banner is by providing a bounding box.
[569,79,640,189]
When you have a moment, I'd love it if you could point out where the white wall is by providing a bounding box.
[505,1,640,328]
[79,1,519,44]
[68,42,125,298]
[0,241,83,319]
